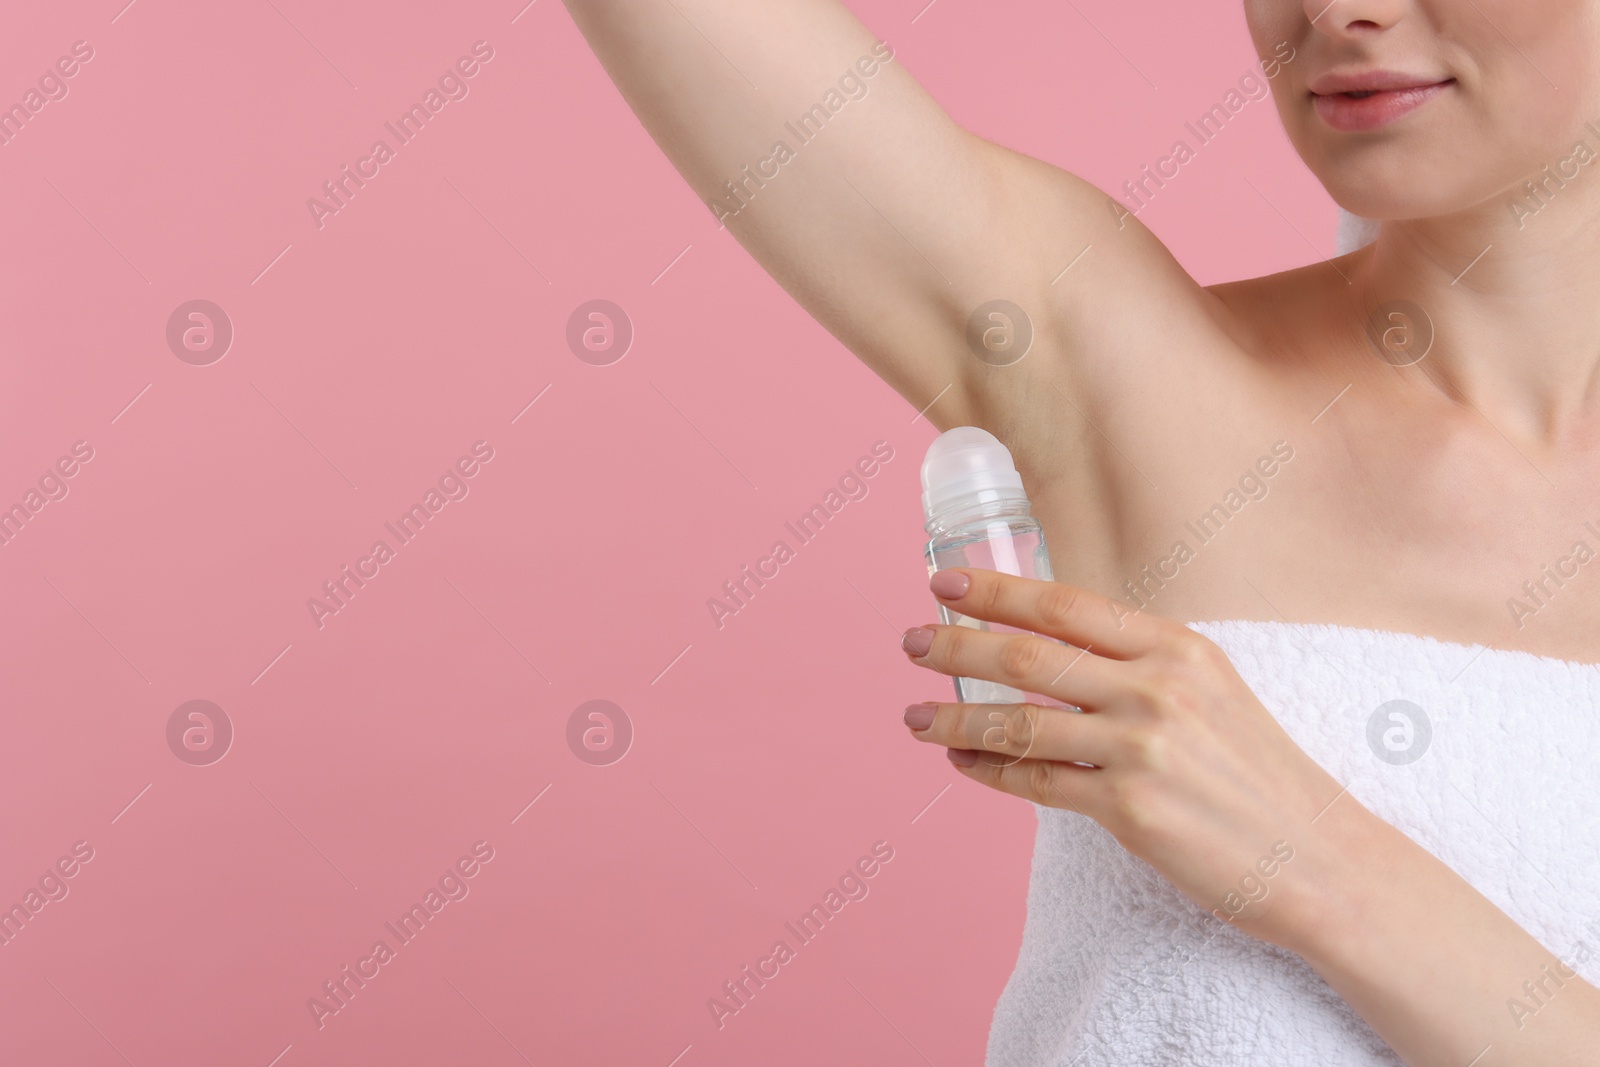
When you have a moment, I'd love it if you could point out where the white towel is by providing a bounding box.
[1335,206,1381,255]
[984,619,1600,1066]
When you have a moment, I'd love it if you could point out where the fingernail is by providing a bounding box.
[947,747,978,767]
[901,627,935,657]
[929,570,970,599]
[903,703,937,729]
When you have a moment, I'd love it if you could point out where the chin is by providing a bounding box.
[1306,145,1491,223]
[1321,183,1431,223]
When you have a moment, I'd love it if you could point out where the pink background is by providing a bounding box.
[0,2,1337,1064]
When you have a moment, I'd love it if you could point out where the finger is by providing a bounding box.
[902,620,1122,708]
[947,751,1106,816]
[928,568,1167,659]
[904,700,1119,768]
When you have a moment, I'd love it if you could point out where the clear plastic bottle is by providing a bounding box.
[921,426,1062,707]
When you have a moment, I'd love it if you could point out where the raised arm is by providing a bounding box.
[560,0,1221,435]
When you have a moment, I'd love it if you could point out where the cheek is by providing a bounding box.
[1463,13,1599,184]
[1240,0,1296,54]
[1531,12,1600,123]
[1460,0,1595,114]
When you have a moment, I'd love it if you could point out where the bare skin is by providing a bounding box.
[563,0,1600,662]
[563,0,1600,1061]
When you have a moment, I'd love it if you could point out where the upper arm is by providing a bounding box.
[945,138,1238,444]
[565,0,1230,434]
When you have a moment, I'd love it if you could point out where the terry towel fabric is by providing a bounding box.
[1335,206,1381,254]
[983,619,1600,1066]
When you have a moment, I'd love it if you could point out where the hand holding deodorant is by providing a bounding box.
[921,427,1064,705]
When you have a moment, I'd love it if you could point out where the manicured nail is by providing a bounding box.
[901,627,935,657]
[903,703,937,730]
[947,747,977,767]
[929,570,970,599]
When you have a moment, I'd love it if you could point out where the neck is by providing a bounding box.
[1345,164,1600,443]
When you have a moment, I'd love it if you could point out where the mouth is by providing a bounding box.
[1309,76,1455,132]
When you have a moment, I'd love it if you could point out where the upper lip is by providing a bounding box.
[1307,69,1454,95]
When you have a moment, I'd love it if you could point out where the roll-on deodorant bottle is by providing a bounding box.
[921,426,1061,705]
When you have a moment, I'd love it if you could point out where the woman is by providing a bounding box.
[562,1,1600,1063]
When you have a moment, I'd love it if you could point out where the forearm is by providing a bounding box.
[1284,796,1600,1066]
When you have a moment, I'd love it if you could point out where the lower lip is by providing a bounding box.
[1312,81,1452,131]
